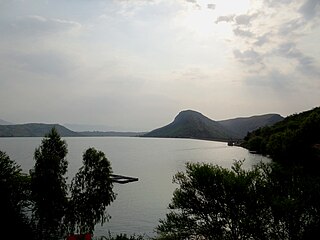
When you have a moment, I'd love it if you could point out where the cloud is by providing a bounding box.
[254,34,270,46]
[245,69,293,91]
[1,15,81,38]
[235,13,258,26]
[299,0,320,20]
[276,42,319,76]
[233,49,264,66]
[207,4,216,10]
[215,0,320,81]
[263,0,295,7]
[233,27,254,38]
[3,50,77,77]
[215,13,258,25]
[278,18,306,36]
[215,15,235,23]
[185,0,201,9]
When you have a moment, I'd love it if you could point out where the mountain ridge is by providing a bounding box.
[0,123,79,137]
[218,113,284,138]
[144,110,239,141]
[0,111,284,138]
[0,123,145,137]
[144,110,283,141]
[0,119,13,125]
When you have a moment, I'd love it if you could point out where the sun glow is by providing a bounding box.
[177,0,252,39]
[214,0,251,15]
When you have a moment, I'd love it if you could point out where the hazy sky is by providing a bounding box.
[1,0,319,131]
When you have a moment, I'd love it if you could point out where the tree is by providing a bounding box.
[156,161,320,240]
[30,128,68,239]
[66,147,116,235]
[0,151,34,239]
[30,129,117,238]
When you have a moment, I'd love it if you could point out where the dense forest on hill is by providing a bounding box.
[242,107,320,167]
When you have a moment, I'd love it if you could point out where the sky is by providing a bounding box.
[0,0,319,131]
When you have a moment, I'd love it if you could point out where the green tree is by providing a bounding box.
[247,136,263,152]
[66,147,116,234]
[157,161,270,240]
[0,150,34,239]
[156,161,320,240]
[30,128,68,239]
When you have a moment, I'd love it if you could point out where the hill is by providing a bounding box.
[0,123,80,137]
[242,107,320,165]
[218,114,284,139]
[144,110,284,141]
[144,110,239,141]
[0,119,13,125]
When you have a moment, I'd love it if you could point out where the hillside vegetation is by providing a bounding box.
[218,114,283,138]
[157,107,320,240]
[243,107,320,166]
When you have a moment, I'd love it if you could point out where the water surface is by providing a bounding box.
[0,137,270,237]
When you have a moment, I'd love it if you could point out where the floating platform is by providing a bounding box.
[110,174,139,184]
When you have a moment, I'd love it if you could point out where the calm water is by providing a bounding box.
[0,137,270,237]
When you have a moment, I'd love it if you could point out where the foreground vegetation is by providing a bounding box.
[1,107,319,239]
[156,107,320,239]
[1,128,115,240]
[156,161,320,239]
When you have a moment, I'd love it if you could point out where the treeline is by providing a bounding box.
[242,107,320,166]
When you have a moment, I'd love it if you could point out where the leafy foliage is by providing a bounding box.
[157,161,320,240]
[66,147,116,234]
[30,127,69,239]
[0,151,34,239]
[1,129,117,239]
[243,107,320,166]
[97,233,146,240]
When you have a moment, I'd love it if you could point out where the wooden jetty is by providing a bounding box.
[110,174,139,184]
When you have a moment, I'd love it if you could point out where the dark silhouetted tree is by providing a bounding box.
[157,161,320,240]
[0,150,34,239]
[30,128,68,240]
[66,147,116,235]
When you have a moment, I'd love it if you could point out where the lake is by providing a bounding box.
[0,137,270,237]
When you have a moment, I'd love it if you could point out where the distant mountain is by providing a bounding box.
[144,110,284,141]
[144,110,238,141]
[79,131,145,137]
[0,123,79,137]
[0,119,13,125]
[64,123,115,132]
[218,114,284,139]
